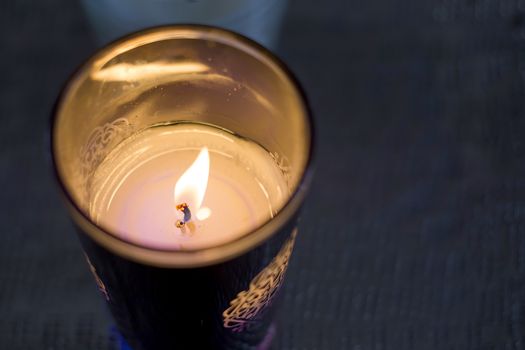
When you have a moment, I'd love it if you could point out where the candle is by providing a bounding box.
[89,122,289,250]
[52,26,313,349]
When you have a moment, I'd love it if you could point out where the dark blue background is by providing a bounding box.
[2,0,525,349]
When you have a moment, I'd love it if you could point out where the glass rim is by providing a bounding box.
[51,24,315,268]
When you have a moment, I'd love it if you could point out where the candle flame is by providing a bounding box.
[174,147,211,221]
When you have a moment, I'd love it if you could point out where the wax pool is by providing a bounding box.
[89,123,289,250]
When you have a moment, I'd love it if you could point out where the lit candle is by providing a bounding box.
[52,26,313,349]
[89,122,289,250]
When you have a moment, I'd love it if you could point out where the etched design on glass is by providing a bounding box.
[222,229,297,332]
[79,118,133,201]
[269,151,291,187]
[84,253,110,301]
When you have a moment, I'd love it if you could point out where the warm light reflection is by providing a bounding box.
[174,147,211,221]
[91,61,209,81]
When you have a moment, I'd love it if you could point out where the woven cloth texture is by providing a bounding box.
[2,0,525,349]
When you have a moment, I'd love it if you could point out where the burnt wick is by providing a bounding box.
[175,202,192,229]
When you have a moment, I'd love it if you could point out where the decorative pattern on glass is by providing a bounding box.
[79,118,134,204]
[269,151,292,188]
[222,229,297,332]
[84,253,110,301]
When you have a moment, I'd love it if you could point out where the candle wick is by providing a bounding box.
[175,202,192,229]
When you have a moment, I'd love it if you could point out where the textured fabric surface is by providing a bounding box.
[2,0,525,349]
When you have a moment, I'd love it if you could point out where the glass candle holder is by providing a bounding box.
[52,25,314,350]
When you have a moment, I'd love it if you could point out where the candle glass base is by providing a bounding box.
[113,323,276,350]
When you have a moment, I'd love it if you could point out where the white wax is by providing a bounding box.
[89,123,289,250]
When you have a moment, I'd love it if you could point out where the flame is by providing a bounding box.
[174,147,211,221]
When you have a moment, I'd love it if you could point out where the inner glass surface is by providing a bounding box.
[53,26,311,250]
